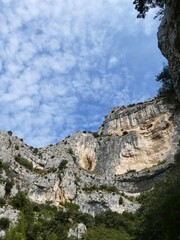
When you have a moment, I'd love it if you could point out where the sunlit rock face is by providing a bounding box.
[0,98,179,215]
[158,0,180,101]
[98,98,175,175]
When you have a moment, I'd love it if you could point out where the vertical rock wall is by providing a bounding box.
[158,0,180,101]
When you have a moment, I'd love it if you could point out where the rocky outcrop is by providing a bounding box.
[98,98,176,175]
[68,223,87,239]
[158,0,180,101]
[0,98,179,217]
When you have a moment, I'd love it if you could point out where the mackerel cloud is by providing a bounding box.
[0,0,164,146]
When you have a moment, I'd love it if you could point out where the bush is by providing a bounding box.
[0,217,10,230]
[5,180,14,196]
[33,148,39,154]
[0,159,3,173]
[119,196,123,205]
[15,145,19,150]
[67,148,73,155]
[92,132,99,138]
[11,192,29,210]
[84,224,131,240]
[156,65,178,104]
[83,185,119,193]
[15,154,33,171]
[58,160,68,171]
[0,198,6,207]
[7,131,12,136]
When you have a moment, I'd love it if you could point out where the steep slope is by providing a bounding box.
[158,0,180,101]
[0,97,179,218]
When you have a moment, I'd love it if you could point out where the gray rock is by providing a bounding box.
[0,206,19,225]
[68,223,87,239]
[0,97,179,215]
[158,0,180,101]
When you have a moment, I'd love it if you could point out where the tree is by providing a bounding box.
[5,213,27,240]
[133,0,165,18]
[156,65,174,95]
[84,224,131,240]
[155,65,178,104]
[0,218,10,230]
[135,152,180,240]
[5,180,13,196]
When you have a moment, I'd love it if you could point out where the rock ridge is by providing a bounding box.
[0,97,179,216]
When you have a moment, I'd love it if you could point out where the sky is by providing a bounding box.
[0,0,166,147]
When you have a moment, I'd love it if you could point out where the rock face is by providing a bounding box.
[0,98,179,217]
[158,0,180,101]
[99,98,175,175]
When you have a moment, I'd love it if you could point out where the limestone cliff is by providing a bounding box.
[158,0,180,101]
[0,97,179,217]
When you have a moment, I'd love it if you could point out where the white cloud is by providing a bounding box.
[0,0,165,147]
[108,56,119,68]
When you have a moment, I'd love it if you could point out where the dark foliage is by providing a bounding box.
[5,180,13,196]
[133,0,164,18]
[0,218,10,230]
[7,131,12,136]
[83,184,119,193]
[0,159,3,171]
[11,192,30,210]
[156,65,174,94]
[0,198,6,208]
[58,160,68,171]
[156,65,179,104]
[135,151,180,240]
[14,154,33,171]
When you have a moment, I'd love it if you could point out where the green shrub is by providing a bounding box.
[0,161,14,179]
[5,180,14,196]
[67,148,73,155]
[15,154,33,171]
[84,224,131,240]
[11,192,29,210]
[156,65,178,104]
[92,132,99,138]
[33,148,39,154]
[0,159,3,173]
[99,185,119,193]
[7,131,12,136]
[0,217,10,230]
[135,152,180,240]
[83,185,119,193]
[119,196,123,205]
[15,145,19,150]
[0,198,6,207]
[58,160,68,171]
[64,201,79,214]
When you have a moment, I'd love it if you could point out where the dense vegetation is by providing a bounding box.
[0,151,179,240]
[15,154,33,171]
[134,151,180,240]
[156,65,173,94]
[156,65,179,106]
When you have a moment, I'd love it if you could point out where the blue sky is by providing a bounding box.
[0,0,165,147]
